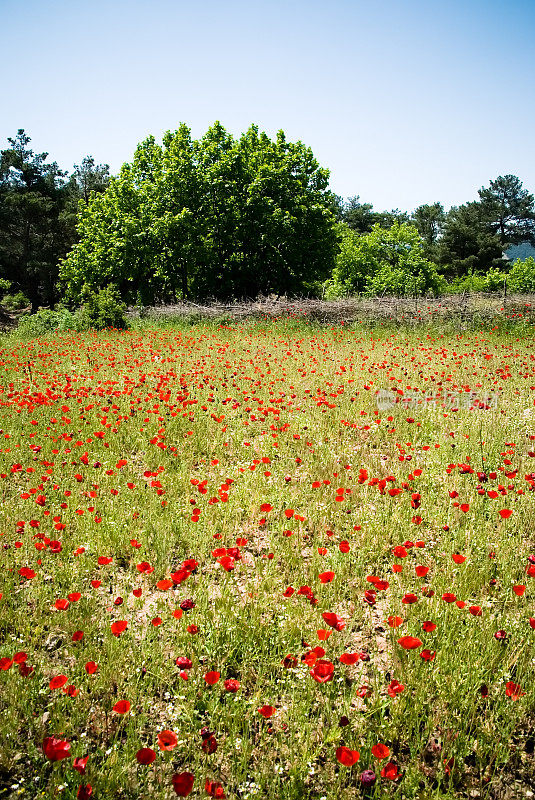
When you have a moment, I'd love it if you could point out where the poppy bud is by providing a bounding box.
[360,770,376,787]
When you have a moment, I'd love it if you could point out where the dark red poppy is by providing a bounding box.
[172,772,195,797]
[113,700,130,714]
[136,747,156,765]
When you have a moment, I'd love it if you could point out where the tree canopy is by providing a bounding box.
[60,122,338,305]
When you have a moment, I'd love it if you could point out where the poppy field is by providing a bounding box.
[1,318,535,800]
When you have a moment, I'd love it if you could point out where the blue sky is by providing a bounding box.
[1,0,534,212]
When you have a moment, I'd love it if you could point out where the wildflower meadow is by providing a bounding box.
[1,318,535,799]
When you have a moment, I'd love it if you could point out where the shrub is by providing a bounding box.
[2,291,31,310]
[79,286,128,330]
[507,257,535,293]
[16,307,84,338]
[325,222,444,298]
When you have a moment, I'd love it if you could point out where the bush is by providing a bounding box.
[2,291,31,310]
[79,286,127,330]
[16,307,85,338]
[507,257,535,293]
[325,222,445,298]
[15,288,127,338]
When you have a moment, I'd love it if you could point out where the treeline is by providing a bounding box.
[0,130,110,308]
[1,125,535,311]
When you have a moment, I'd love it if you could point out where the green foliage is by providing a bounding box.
[14,288,127,338]
[443,269,507,294]
[60,123,338,304]
[15,306,84,338]
[79,285,128,329]
[0,279,11,295]
[1,291,30,310]
[507,257,535,293]
[325,222,445,298]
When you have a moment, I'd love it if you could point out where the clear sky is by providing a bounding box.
[1,0,534,212]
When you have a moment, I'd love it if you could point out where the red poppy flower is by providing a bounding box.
[371,743,390,759]
[387,616,404,628]
[513,584,526,596]
[380,761,399,780]
[317,629,331,641]
[420,649,436,661]
[260,503,273,513]
[415,566,429,577]
[77,784,93,800]
[224,679,240,692]
[318,571,335,583]
[339,653,360,665]
[72,630,84,642]
[258,705,276,718]
[322,612,345,631]
[218,556,235,572]
[205,779,225,798]
[310,659,334,683]
[158,730,178,750]
[49,674,68,690]
[172,772,195,797]
[136,747,156,765]
[336,746,360,766]
[402,593,418,604]
[339,540,350,553]
[442,593,457,603]
[113,700,130,714]
[42,737,71,761]
[499,509,513,519]
[85,661,98,674]
[388,679,405,697]
[73,756,89,775]
[204,671,220,685]
[452,554,466,564]
[397,636,422,650]
[111,620,128,636]
[505,681,525,700]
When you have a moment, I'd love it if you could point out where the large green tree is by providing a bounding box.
[0,130,72,306]
[439,202,504,277]
[60,122,338,304]
[477,174,535,247]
